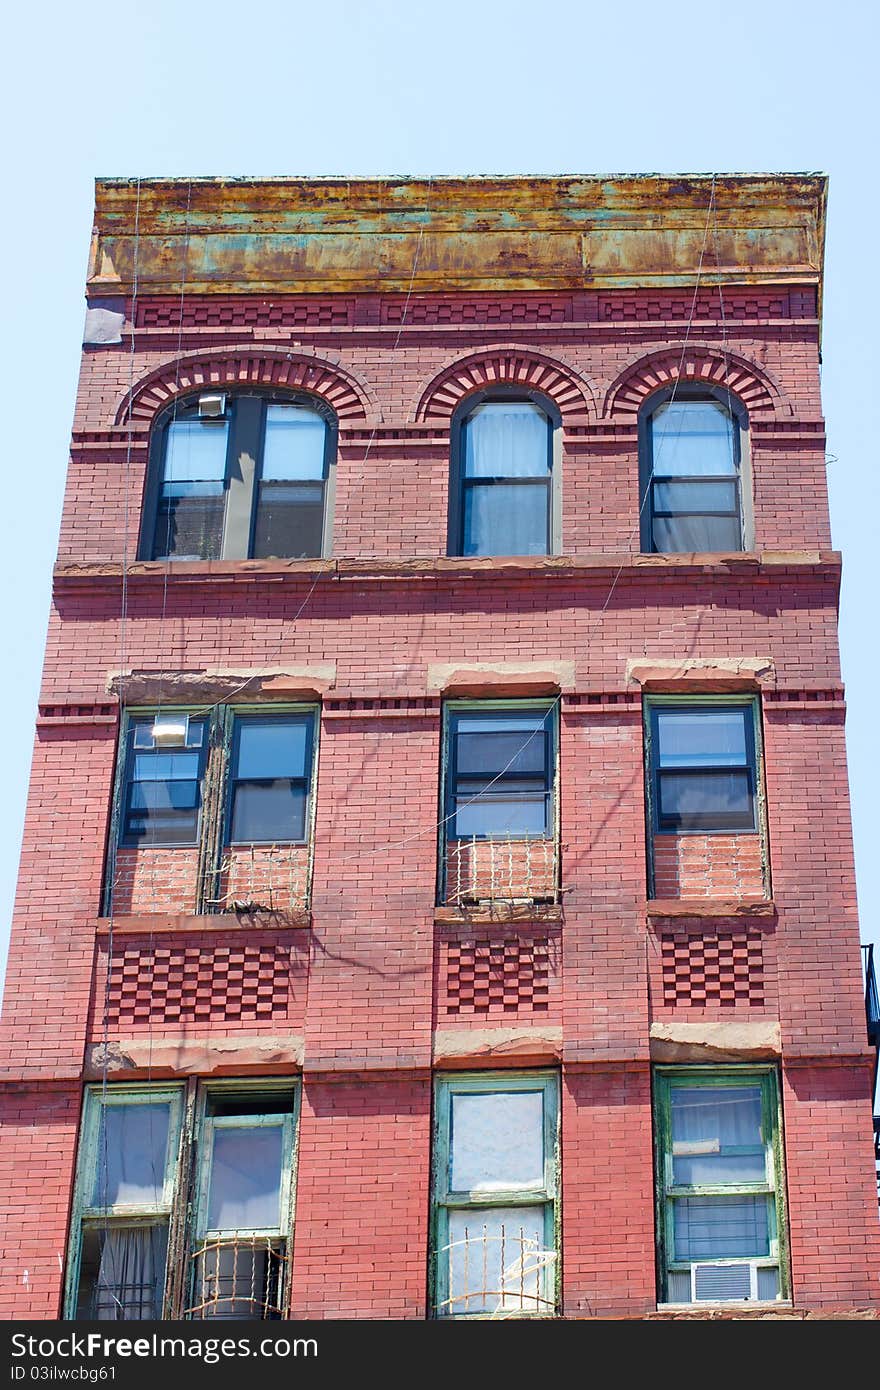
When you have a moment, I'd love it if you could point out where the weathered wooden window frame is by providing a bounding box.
[653,1066,789,1306]
[638,385,753,554]
[65,1079,301,1321]
[104,703,320,914]
[186,1080,300,1320]
[63,1083,186,1319]
[431,1071,560,1319]
[139,390,338,563]
[447,387,562,558]
[437,699,559,904]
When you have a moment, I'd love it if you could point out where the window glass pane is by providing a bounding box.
[235,722,309,780]
[456,725,547,778]
[658,770,753,827]
[463,402,549,478]
[130,780,200,812]
[651,401,736,478]
[653,480,738,514]
[450,1091,545,1191]
[76,1224,168,1321]
[206,1124,284,1232]
[164,419,229,484]
[252,484,324,559]
[261,405,326,481]
[673,1194,770,1260]
[446,1206,548,1316]
[92,1103,171,1207]
[132,751,201,782]
[463,483,548,556]
[454,791,548,838]
[671,1086,766,1185]
[652,514,743,553]
[230,782,306,842]
[657,710,749,768]
[155,494,225,561]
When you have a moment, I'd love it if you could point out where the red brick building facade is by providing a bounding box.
[1,175,877,1320]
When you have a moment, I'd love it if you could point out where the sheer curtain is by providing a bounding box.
[95,1225,167,1319]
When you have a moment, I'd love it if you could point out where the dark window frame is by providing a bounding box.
[226,711,317,847]
[443,702,557,844]
[447,387,562,558]
[139,390,338,563]
[638,385,752,554]
[645,698,761,836]
[120,713,209,848]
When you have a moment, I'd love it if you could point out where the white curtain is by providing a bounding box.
[95,1225,167,1319]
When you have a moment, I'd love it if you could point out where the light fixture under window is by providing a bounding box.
[151,713,190,747]
[198,393,226,419]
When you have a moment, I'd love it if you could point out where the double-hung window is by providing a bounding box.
[432,1073,559,1318]
[121,715,207,846]
[66,1085,184,1319]
[446,706,555,840]
[654,1068,787,1304]
[108,706,319,914]
[451,393,558,556]
[142,393,335,562]
[228,714,315,845]
[441,703,558,905]
[640,391,747,553]
[187,1086,298,1320]
[646,700,760,834]
[66,1083,299,1321]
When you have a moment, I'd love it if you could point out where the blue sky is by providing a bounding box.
[1,0,877,996]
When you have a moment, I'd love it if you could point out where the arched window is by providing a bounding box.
[639,388,749,553]
[140,392,336,561]
[449,391,560,557]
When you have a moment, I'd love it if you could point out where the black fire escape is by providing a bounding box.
[863,944,880,1203]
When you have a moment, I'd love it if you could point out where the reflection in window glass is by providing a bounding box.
[647,399,742,553]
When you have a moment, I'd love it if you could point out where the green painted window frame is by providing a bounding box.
[431,1071,559,1319]
[653,1066,789,1306]
[63,1083,186,1320]
[186,1081,300,1321]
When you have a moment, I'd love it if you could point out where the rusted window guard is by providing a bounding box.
[434,1225,557,1318]
[444,833,560,906]
[185,1238,287,1320]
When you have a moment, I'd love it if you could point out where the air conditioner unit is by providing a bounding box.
[685,1261,779,1303]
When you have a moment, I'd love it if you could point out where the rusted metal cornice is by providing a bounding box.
[88,173,827,300]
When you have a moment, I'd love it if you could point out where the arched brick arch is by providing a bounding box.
[603,345,793,420]
[413,345,598,424]
[115,347,381,427]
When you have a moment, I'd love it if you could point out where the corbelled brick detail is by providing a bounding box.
[660,929,765,1006]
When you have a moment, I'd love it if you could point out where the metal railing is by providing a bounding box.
[206,844,310,914]
[444,834,560,906]
[864,944,880,1048]
[185,1238,287,1320]
[434,1225,557,1318]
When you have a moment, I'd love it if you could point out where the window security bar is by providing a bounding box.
[434,1227,557,1318]
[185,1238,287,1320]
[205,845,310,913]
[446,832,560,906]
